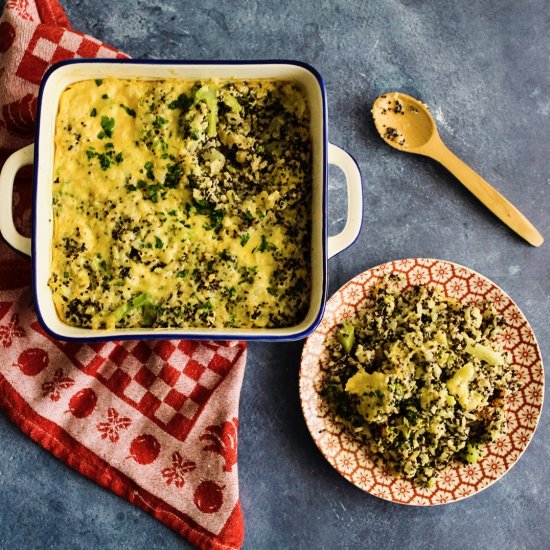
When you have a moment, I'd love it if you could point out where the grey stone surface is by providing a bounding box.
[1,0,549,548]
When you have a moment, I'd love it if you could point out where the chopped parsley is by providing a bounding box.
[144,161,155,180]
[86,147,123,171]
[120,104,136,117]
[97,116,115,139]
[191,198,226,232]
[153,116,168,128]
[163,162,183,188]
[144,183,162,203]
[253,235,277,253]
[239,266,258,285]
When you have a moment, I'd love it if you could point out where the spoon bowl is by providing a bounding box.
[371,91,544,247]
[372,92,436,151]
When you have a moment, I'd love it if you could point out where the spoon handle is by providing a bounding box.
[433,143,544,247]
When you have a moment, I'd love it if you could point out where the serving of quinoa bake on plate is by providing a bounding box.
[300,259,543,505]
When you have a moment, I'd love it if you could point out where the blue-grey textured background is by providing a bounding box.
[0,1,549,549]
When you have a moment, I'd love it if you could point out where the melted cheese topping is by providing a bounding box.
[49,78,312,329]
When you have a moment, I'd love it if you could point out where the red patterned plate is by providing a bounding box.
[299,259,544,505]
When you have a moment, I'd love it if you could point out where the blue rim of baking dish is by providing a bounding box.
[33,58,330,342]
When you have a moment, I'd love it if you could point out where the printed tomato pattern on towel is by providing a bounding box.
[194,481,226,514]
[41,333,241,443]
[13,347,49,376]
[66,388,98,419]
[0,2,248,549]
[0,288,247,549]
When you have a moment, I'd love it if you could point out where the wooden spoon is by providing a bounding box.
[372,92,544,247]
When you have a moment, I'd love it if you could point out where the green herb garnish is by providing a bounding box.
[144,161,154,180]
[98,116,114,139]
[120,103,136,117]
[153,116,167,128]
[253,235,277,253]
[163,162,183,188]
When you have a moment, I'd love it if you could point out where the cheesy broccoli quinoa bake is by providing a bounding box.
[49,77,312,330]
[321,275,519,487]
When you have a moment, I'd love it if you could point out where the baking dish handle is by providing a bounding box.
[0,143,34,257]
[327,143,363,259]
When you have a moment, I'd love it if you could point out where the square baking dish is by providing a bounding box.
[0,59,362,341]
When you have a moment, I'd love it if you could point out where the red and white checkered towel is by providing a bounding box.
[0,2,247,549]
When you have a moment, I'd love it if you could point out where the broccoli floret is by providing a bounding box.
[336,322,355,353]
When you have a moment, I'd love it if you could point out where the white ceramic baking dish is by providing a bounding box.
[0,60,362,341]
